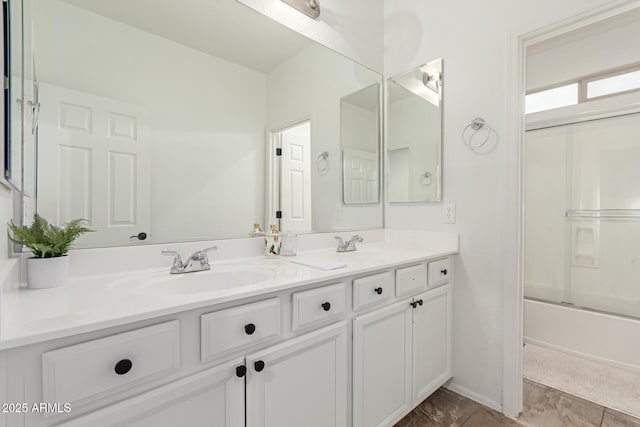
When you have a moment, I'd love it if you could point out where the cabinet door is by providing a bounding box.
[353,300,413,427]
[246,323,348,427]
[412,284,453,405]
[58,358,245,427]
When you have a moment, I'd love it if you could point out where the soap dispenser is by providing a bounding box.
[249,223,264,237]
[264,224,281,257]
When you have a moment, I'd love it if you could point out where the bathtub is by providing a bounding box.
[524,298,640,374]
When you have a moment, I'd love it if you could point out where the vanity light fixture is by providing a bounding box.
[281,0,320,19]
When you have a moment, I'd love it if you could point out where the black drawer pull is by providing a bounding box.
[244,323,256,335]
[236,365,247,378]
[254,360,265,372]
[114,359,132,375]
[410,301,418,308]
[441,269,448,275]
[374,287,383,295]
[417,299,424,306]
[321,302,331,311]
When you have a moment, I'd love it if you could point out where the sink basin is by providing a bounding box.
[110,265,275,296]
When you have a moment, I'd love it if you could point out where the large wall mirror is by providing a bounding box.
[387,58,443,203]
[9,0,383,248]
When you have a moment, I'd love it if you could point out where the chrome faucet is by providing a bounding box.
[161,246,217,274]
[335,235,364,252]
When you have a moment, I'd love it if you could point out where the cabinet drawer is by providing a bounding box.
[353,271,394,311]
[428,258,451,288]
[42,321,180,407]
[201,298,281,363]
[395,263,427,297]
[292,282,346,330]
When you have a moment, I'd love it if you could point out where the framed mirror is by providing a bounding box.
[12,0,383,248]
[387,58,443,203]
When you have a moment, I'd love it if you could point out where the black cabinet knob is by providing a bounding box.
[418,299,424,306]
[236,365,247,378]
[244,323,256,335]
[441,269,448,275]
[410,301,418,309]
[254,360,265,372]
[374,287,383,295]
[114,359,132,375]
[129,232,147,241]
[321,302,331,311]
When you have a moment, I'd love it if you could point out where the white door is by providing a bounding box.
[279,121,312,232]
[412,284,453,405]
[343,148,378,203]
[58,359,245,427]
[353,300,413,427]
[37,83,151,245]
[246,323,347,427]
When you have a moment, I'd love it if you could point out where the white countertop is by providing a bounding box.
[0,233,458,350]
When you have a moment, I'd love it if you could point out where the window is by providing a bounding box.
[526,64,640,114]
[587,70,640,99]
[525,83,578,114]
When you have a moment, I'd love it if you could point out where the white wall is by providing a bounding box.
[34,0,267,242]
[267,44,383,231]
[237,0,383,73]
[384,0,619,411]
[527,15,640,90]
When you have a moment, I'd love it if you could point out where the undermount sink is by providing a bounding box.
[110,265,275,296]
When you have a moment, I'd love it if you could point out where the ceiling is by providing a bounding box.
[342,84,380,111]
[60,0,313,73]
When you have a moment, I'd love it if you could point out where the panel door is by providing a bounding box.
[342,148,378,203]
[412,284,453,405]
[279,121,312,232]
[246,322,347,427]
[58,358,245,427]
[353,300,413,427]
[37,83,150,245]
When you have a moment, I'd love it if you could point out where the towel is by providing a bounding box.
[291,257,347,271]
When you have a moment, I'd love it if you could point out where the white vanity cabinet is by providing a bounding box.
[353,301,413,427]
[412,284,453,405]
[353,282,453,427]
[1,255,455,427]
[57,358,245,427]
[246,323,348,427]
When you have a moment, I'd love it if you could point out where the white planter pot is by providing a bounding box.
[27,256,70,289]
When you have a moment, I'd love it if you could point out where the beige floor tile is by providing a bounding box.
[602,409,640,427]
[462,406,519,427]
[518,380,604,427]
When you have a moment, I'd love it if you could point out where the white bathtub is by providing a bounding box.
[524,298,640,374]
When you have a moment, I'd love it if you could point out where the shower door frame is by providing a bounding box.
[503,0,640,419]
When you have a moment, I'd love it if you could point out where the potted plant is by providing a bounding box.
[8,215,93,289]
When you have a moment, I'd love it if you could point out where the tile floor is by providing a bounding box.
[524,343,640,418]
[395,379,640,427]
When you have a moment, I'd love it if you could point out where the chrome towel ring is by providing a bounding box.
[462,117,498,154]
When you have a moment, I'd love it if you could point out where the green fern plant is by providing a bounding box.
[7,215,94,258]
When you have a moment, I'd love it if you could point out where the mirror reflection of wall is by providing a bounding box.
[387,59,443,203]
[23,0,383,247]
[341,84,380,205]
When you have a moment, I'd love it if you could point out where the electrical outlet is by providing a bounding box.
[443,202,456,224]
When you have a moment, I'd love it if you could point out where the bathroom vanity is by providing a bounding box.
[0,232,457,427]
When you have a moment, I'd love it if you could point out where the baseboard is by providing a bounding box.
[444,382,502,413]
[525,337,640,375]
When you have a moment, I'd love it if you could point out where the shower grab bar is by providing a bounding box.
[565,209,640,220]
